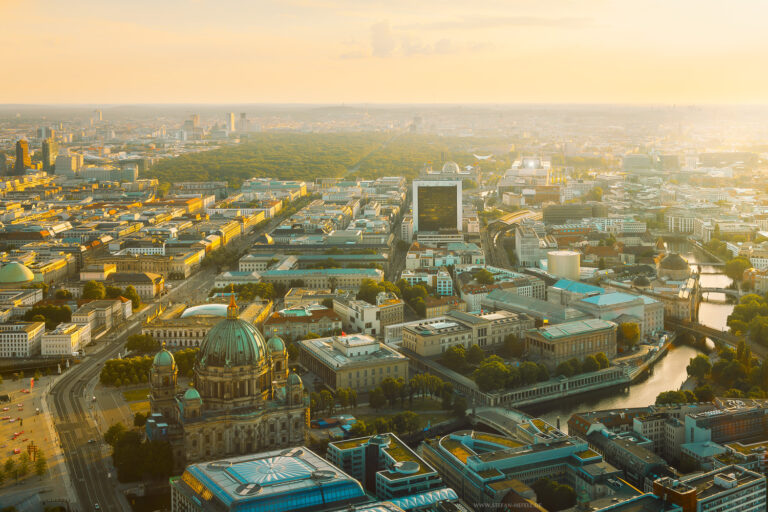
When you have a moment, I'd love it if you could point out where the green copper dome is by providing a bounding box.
[197,317,268,368]
[267,335,286,353]
[183,386,201,401]
[0,262,34,284]
[153,347,175,368]
[287,372,303,387]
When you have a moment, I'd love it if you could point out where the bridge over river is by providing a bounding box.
[666,318,766,358]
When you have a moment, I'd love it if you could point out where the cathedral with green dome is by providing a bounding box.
[147,295,308,469]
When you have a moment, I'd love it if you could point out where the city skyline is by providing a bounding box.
[3,0,768,104]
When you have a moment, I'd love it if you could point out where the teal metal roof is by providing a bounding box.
[0,262,34,284]
[197,318,268,368]
[153,348,175,368]
[535,319,615,340]
[267,335,286,353]
[183,386,201,401]
[552,279,604,295]
[580,292,641,306]
[261,268,382,276]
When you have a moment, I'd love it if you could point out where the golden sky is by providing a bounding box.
[2,0,767,104]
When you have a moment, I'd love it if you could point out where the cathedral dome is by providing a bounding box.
[0,262,34,284]
[660,253,688,271]
[153,346,175,368]
[267,335,286,353]
[632,275,651,287]
[442,161,460,174]
[196,296,267,368]
[197,318,267,368]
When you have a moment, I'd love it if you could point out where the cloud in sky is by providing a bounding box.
[3,0,768,103]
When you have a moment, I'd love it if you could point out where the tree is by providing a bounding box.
[582,355,600,373]
[34,451,47,476]
[125,334,159,354]
[54,289,73,299]
[336,388,349,409]
[105,285,123,299]
[369,388,386,410]
[17,453,30,478]
[473,269,495,285]
[134,412,147,427]
[124,286,141,309]
[656,390,695,405]
[597,257,606,270]
[380,377,404,406]
[441,345,468,373]
[694,385,714,402]
[595,352,610,369]
[82,280,106,300]
[532,477,577,512]
[319,390,334,415]
[500,334,525,359]
[348,421,368,437]
[724,257,751,283]
[520,361,544,385]
[104,422,127,446]
[687,354,712,382]
[473,356,510,392]
[321,298,334,309]
[619,322,641,347]
[391,411,419,436]
[466,345,485,365]
[287,342,299,361]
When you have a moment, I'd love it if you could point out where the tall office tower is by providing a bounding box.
[226,112,236,132]
[41,138,58,172]
[0,154,6,175]
[239,112,248,131]
[13,139,31,175]
[95,109,102,121]
[412,179,463,232]
[191,114,199,129]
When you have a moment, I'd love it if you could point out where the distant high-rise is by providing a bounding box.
[0,154,6,175]
[239,112,249,132]
[226,112,236,132]
[191,114,199,128]
[42,138,58,172]
[36,127,55,140]
[13,139,31,175]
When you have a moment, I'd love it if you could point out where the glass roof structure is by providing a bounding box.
[173,447,368,512]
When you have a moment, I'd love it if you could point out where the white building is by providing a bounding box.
[41,323,91,356]
[0,322,45,358]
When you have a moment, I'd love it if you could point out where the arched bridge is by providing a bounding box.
[700,287,742,299]
[665,319,767,357]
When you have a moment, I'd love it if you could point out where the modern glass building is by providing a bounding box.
[170,447,369,512]
[412,180,462,233]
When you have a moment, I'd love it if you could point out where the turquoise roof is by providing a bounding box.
[580,292,642,306]
[287,373,303,387]
[267,335,286,353]
[0,262,34,284]
[197,317,268,368]
[183,386,201,401]
[552,279,604,295]
[153,348,175,368]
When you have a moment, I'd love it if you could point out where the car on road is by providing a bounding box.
[12,448,20,454]
[88,439,96,444]
[94,504,100,510]
[2,407,8,411]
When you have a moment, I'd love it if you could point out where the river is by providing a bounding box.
[531,242,734,429]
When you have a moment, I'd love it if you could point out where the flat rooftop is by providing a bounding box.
[531,318,616,340]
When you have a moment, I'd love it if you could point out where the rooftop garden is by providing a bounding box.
[473,432,524,449]
[330,437,369,450]
[441,438,476,463]
[574,449,600,460]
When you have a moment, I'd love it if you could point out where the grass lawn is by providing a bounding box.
[354,397,452,429]
[129,400,150,414]
[122,387,150,402]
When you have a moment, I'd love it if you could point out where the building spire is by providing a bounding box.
[227,284,238,319]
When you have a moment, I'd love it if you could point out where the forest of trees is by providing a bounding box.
[146,132,514,186]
